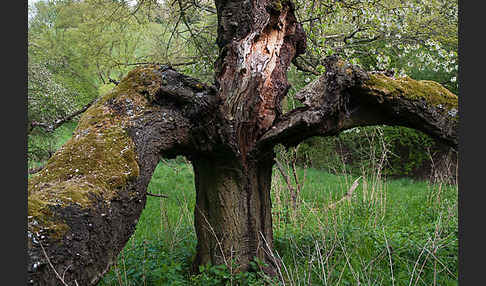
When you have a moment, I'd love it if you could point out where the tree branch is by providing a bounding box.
[29,98,97,134]
[191,0,216,14]
[112,61,197,68]
[259,56,458,150]
[28,65,219,285]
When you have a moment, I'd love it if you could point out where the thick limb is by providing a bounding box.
[27,65,217,285]
[259,56,458,149]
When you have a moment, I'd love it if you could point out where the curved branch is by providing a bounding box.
[259,56,458,150]
[27,65,218,285]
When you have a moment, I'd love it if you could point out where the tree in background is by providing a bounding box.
[27,0,154,165]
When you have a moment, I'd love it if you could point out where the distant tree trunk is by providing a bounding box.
[27,1,459,284]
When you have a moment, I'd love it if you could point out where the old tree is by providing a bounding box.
[27,0,458,284]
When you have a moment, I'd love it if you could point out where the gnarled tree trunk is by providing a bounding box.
[27,1,458,284]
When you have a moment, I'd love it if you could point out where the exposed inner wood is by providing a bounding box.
[215,1,305,164]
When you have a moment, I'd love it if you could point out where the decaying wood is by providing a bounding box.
[214,0,307,160]
[27,65,216,286]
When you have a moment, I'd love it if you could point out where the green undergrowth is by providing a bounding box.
[98,161,458,286]
[29,124,457,285]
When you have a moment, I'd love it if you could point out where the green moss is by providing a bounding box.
[268,0,292,13]
[364,74,458,114]
[28,65,165,241]
[271,0,283,11]
[114,65,165,104]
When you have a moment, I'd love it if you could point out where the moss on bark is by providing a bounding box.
[364,74,458,119]
[27,65,166,242]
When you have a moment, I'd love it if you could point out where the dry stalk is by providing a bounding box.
[327,176,361,209]
[39,242,70,286]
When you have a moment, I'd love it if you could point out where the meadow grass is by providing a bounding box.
[99,160,458,286]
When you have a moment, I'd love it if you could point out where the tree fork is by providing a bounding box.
[186,0,308,274]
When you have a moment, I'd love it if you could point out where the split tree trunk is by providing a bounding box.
[189,0,307,274]
[28,1,459,284]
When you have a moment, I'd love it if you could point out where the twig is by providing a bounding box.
[408,239,431,286]
[111,61,197,68]
[146,192,169,198]
[383,226,395,286]
[327,176,362,209]
[275,159,296,198]
[39,241,70,286]
[176,0,212,60]
[195,205,228,265]
[29,98,96,134]
[191,0,216,14]
[108,78,120,85]
[260,232,287,285]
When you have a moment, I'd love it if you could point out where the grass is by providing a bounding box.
[99,160,197,286]
[98,160,457,286]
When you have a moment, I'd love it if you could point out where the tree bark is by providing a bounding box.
[259,56,458,150]
[213,0,306,160]
[188,0,307,274]
[191,150,277,275]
